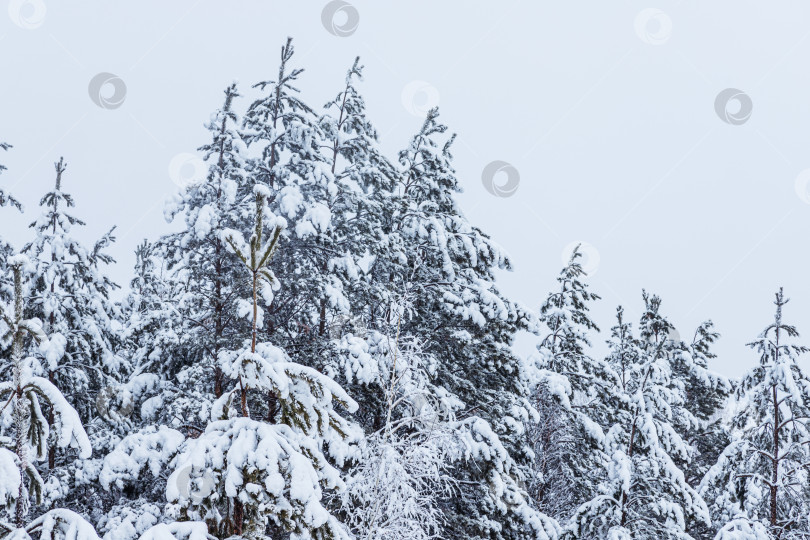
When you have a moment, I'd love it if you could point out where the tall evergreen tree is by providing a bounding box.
[366,108,558,540]
[117,240,180,426]
[526,245,613,523]
[0,142,21,213]
[152,188,359,539]
[242,37,338,360]
[318,56,398,333]
[162,82,253,423]
[680,321,731,483]
[571,297,710,539]
[673,321,733,540]
[0,142,22,307]
[22,158,121,469]
[0,255,98,540]
[122,241,179,371]
[701,289,810,539]
[319,57,400,430]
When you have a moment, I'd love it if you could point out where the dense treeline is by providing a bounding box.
[0,39,808,540]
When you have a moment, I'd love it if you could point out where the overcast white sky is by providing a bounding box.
[3,1,810,377]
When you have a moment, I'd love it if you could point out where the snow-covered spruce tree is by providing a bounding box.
[161,82,254,424]
[318,57,400,429]
[319,56,400,320]
[570,298,709,540]
[361,108,557,540]
[21,158,122,472]
[0,142,22,307]
[113,240,180,431]
[678,321,731,485]
[241,38,343,369]
[536,246,601,370]
[0,142,21,214]
[525,245,614,522]
[0,255,98,540]
[82,243,186,540]
[701,289,810,539]
[311,56,367,342]
[674,321,731,540]
[149,187,359,539]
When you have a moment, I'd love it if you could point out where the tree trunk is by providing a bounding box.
[771,323,781,529]
[48,369,55,469]
[47,183,58,469]
[11,267,27,529]
[318,298,327,336]
[771,382,779,528]
[213,114,226,399]
[267,394,278,424]
[232,499,244,536]
[620,416,638,528]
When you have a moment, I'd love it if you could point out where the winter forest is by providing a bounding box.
[1,37,810,540]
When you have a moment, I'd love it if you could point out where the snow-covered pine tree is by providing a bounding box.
[0,142,21,213]
[318,57,400,429]
[713,516,772,540]
[241,38,342,368]
[151,187,359,539]
[701,288,810,539]
[80,242,186,540]
[161,82,254,424]
[21,158,122,472]
[673,321,732,540]
[537,246,601,368]
[571,297,709,540]
[0,255,98,540]
[679,321,731,484]
[0,142,22,307]
[116,241,180,427]
[314,56,366,341]
[526,245,614,522]
[364,108,557,540]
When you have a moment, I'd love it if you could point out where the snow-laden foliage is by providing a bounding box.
[140,188,358,540]
[160,81,256,425]
[333,316,458,540]
[525,246,613,523]
[165,418,350,539]
[97,502,162,540]
[0,257,100,540]
[335,309,559,540]
[99,426,185,490]
[678,321,733,539]
[713,515,773,540]
[0,142,21,214]
[701,289,810,539]
[571,297,710,540]
[361,107,556,540]
[136,522,212,540]
[19,157,122,480]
